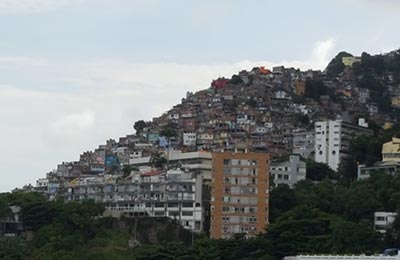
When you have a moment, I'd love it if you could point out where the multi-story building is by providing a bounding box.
[129,150,212,181]
[382,138,400,162]
[315,119,373,171]
[292,130,315,158]
[65,169,204,232]
[210,152,269,239]
[374,212,397,233]
[357,137,400,180]
[270,155,306,188]
[357,161,400,180]
[183,132,197,146]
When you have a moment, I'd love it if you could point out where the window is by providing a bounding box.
[182,211,193,216]
[168,211,179,217]
[168,202,179,208]
[155,202,164,208]
[283,175,289,180]
[182,202,193,207]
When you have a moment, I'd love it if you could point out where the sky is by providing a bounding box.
[0,0,400,192]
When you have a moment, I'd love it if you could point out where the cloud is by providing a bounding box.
[76,39,335,92]
[351,0,400,12]
[0,0,84,13]
[48,109,95,139]
[0,56,48,67]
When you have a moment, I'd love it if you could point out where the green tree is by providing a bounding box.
[304,79,328,100]
[266,206,337,258]
[122,165,133,177]
[134,120,147,135]
[0,193,11,218]
[229,75,243,85]
[150,151,168,169]
[328,220,381,254]
[0,237,29,260]
[269,184,297,222]
[305,159,337,181]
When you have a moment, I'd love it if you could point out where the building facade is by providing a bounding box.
[270,155,306,188]
[292,130,315,159]
[315,120,372,171]
[210,152,269,239]
[374,212,397,233]
[357,137,400,180]
[65,169,203,232]
[382,138,400,162]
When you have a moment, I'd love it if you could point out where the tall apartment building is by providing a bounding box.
[315,119,372,171]
[210,152,269,239]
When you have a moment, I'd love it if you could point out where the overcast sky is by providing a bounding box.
[0,0,399,192]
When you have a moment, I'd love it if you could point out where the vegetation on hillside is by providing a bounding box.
[3,170,400,259]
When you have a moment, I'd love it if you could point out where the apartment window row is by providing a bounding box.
[153,210,198,218]
[223,159,258,167]
[270,167,289,171]
[224,186,257,195]
[224,177,257,185]
[221,206,257,214]
[222,196,258,204]
[151,202,199,208]
[223,167,258,176]
[222,216,257,224]
[222,225,257,234]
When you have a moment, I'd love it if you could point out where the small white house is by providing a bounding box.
[183,132,197,146]
[375,212,397,233]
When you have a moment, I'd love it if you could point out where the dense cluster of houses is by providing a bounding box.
[14,53,400,237]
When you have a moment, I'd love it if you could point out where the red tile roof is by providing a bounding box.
[140,170,163,177]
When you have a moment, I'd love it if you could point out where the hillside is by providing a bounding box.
[140,48,400,155]
[19,48,400,189]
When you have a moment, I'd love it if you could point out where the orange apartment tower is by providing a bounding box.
[210,152,270,239]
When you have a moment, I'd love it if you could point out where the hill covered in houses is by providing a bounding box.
[19,48,399,187]
[3,49,400,259]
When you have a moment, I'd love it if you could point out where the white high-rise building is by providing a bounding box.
[315,119,372,171]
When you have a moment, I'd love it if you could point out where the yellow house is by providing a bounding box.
[342,56,361,67]
[294,81,305,95]
[384,122,394,130]
[382,138,400,162]
[391,96,400,108]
